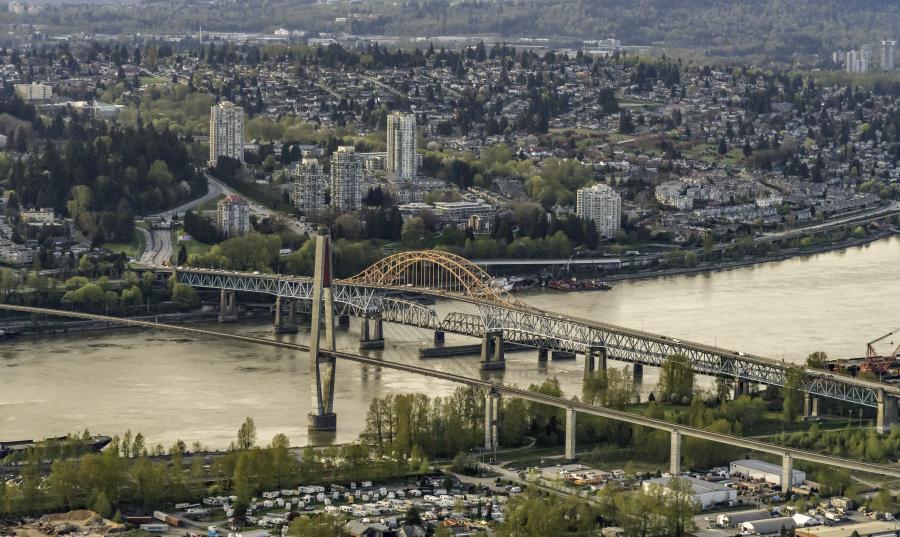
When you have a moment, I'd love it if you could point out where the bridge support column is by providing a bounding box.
[274,297,298,334]
[538,348,548,362]
[338,314,350,328]
[484,391,500,452]
[803,394,819,419]
[480,329,505,371]
[218,289,238,323]
[781,454,793,494]
[308,232,338,432]
[434,330,445,344]
[633,363,643,378]
[877,388,898,434]
[565,407,576,460]
[732,379,750,399]
[584,343,607,379]
[670,430,681,475]
[359,313,385,349]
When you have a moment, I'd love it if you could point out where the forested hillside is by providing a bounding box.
[15,0,900,61]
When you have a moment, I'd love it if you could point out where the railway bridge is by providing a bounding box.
[5,300,900,492]
[165,236,899,432]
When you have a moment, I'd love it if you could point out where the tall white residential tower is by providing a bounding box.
[386,111,417,180]
[209,101,244,167]
[576,183,621,238]
[330,146,363,211]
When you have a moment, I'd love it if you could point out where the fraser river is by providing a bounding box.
[3,237,900,449]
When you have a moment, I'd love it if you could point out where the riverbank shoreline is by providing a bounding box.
[602,229,898,284]
[0,309,273,340]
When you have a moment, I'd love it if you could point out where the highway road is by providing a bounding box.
[4,304,900,480]
[204,174,313,237]
[134,173,313,265]
[137,227,173,266]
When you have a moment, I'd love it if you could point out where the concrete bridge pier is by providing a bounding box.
[337,314,351,329]
[584,343,608,379]
[484,390,500,451]
[632,363,643,378]
[359,313,385,349]
[732,379,751,399]
[781,454,793,493]
[876,388,898,434]
[538,348,548,362]
[670,430,681,475]
[565,407,576,460]
[308,232,338,432]
[480,329,505,371]
[433,330,445,344]
[218,289,238,323]
[803,394,819,419]
[273,297,298,334]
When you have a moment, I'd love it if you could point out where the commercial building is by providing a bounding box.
[432,201,495,228]
[291,158,327,213]
[729,459,806,488]
[386,112,417,180]
[209,101,244,167]
[14,82,51,101]
[715,509,772,529]
[330,146,363,211]
[740,517,796,536]
[796,521,900,537]
[883,40,896,71]
[20,208,55,224]
[576,183,621,238]
[641,476,736,509]
[217,194,250,238]
[0,241,34,265]
[358,152,387,173]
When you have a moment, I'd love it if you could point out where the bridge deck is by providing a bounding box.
[3,303,900,479]
[171,267,899,407]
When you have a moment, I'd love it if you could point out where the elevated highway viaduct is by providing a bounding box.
[3,303,900,493]
[167,259,900,432]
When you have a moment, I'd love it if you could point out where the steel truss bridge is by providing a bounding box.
[171,251,899,412]
[3,303,900,481]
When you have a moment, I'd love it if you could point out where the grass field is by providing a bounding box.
[103,229,146,259]
[172,231,213,262]
[682,142,746,166]
[193,193,227,213]
[140,75,171,86]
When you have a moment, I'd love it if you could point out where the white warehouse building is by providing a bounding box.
[641,476,736,509]
[730,459,806,488]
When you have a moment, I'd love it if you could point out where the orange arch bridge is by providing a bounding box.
[343,250,503,302]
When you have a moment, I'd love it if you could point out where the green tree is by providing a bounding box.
[287,514,348,537]
[237,417,257,450]
[782,366,805,423]
[401,216,428,244]
[170,282,199,309]
[658,354,695,404]
[871,488,894,513]
[661,477,700,536]
[91,490,112,518]
[232,452,254,506]
[806,351,828,369]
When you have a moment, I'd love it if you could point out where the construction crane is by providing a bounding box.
[863,328,900,375]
